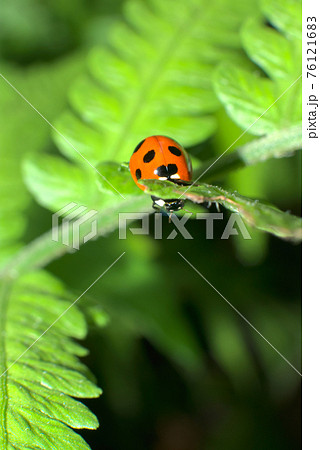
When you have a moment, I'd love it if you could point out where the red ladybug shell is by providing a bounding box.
[129,135,192,191]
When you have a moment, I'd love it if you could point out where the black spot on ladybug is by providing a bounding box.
[168,164,178,176]
[143,150,155,163]
[135,168,142,180]
[154,164,178,178]
[168,146,181,157]
[154,165,168,177]
[133,139,145,154]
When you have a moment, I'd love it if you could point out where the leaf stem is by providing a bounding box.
[0,197,151,281]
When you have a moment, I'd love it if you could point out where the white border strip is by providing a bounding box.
[302,0,320,448]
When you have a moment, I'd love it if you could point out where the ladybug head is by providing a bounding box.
[151,196,185,213]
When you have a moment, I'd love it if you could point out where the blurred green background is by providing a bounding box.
[0,0,301,449]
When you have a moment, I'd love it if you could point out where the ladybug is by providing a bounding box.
[129,135,192,212]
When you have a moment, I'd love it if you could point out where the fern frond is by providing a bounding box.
[142,178,302,241]
[213,0,301,136]
[0,55,84,268]
[22,0,260,214]
[0,271,101,449]
[23,154,106,212]
[194,124,302,181]
[53,0,258,165]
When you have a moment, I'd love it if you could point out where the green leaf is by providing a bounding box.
[213,63,280,135]
[194,125,302,181]
[241,17,297,82]
[96,162,141,196]
[0,55,84,268]
[141,179,302,241]
[23,154,106,212]
[237,125,301,165]
[260,0,302,41]
[213,2,301,136]
[53,0,258,165]
[0,271,102,449]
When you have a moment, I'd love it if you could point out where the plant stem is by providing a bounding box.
[0,197,151,281]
